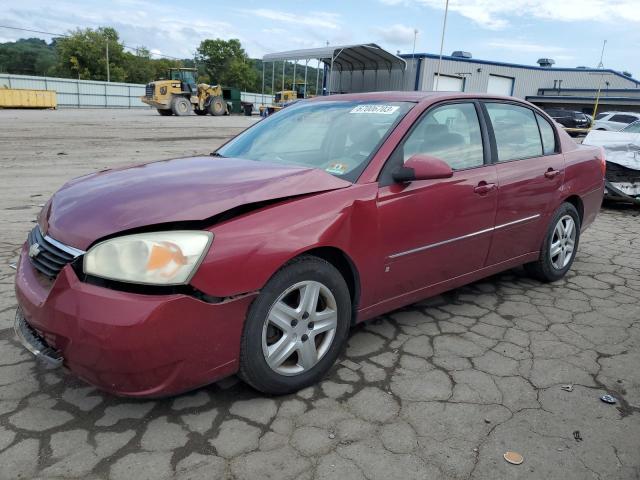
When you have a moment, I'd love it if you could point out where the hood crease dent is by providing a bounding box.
[44,157,351,250]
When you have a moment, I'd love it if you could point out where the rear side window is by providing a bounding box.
[402,102,484,170]
[485,103,543,161]
[536,114,557,155]
[610,114,637,124]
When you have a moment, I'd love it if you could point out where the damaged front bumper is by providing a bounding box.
[604,162,640,205]
[14,243,257,397]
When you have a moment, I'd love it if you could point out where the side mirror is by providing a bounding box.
[392,154,454,183]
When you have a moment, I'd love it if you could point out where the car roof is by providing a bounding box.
[307,91,524,104]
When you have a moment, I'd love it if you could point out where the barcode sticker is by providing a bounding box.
[350,105,399,114]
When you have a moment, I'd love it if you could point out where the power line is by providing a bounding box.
[0,24,185,61]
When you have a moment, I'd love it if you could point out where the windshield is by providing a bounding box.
[217,100,413,182]
[622,121,640,133]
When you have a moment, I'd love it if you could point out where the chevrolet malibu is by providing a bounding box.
[14,92,605,397]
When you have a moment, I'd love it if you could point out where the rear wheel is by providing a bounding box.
[239,256,351,394]
[525,202,580,282]
[208,96,226,116]
[157,109,172,116]
[171,96,192,116]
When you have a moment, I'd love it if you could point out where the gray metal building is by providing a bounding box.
[330,50,640,112]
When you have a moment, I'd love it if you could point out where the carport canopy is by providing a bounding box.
[262,43,407,73]
[260,44,406,98]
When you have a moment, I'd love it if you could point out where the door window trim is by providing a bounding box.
[378,99,491,186]
[479,100,561,165]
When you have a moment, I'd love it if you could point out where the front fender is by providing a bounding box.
[189,184,380,307]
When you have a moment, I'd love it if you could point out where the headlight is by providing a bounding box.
[84,231,213,285]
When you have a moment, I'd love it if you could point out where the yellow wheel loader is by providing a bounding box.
[141,68,229,116]
[259,82,309,116]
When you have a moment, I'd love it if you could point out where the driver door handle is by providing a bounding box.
[474,182,496,195]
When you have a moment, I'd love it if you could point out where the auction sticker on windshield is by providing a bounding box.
[350,105,400,114]
[325,162,348,175]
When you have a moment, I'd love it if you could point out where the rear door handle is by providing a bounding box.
[474,182,496,195]
[544,168,561,179]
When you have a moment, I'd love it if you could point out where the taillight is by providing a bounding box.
[597,146,606,177]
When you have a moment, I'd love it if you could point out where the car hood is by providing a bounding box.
[583,130,640,171]
[43,156,351,250]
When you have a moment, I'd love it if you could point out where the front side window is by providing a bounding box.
[485,103,543,162]
[217,101,413,182]
[536,114,557,155]
[401,103,484,170]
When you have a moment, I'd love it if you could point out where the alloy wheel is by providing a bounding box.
[550,214,576,269]
[262,280,338,376]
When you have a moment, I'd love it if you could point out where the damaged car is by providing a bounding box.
[14,92,605,397]
[584,120,640,204]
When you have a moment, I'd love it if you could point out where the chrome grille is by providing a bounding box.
[27,227,83,279]
[145,83,154,98]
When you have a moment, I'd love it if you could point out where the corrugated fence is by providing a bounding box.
[0,73,274,109]
[0,73,146,108]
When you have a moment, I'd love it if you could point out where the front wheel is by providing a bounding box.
[208,96,226,116]
[239,256,351,394]
[171,96,192,116]
[525,202,580,282]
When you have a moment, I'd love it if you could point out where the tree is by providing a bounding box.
[52,27,126,81]
[0,38,56,75]
[196,38,257,89]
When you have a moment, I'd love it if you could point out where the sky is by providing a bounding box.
[2,0,640,76]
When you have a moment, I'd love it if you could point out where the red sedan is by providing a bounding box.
[14,92,605,397]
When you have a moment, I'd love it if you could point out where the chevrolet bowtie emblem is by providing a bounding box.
[29,243,41,258]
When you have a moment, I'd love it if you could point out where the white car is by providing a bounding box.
[583,121,640,202]
[593,111,640,131]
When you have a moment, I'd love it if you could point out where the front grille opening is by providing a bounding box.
[27,227,78,279]
[145,83,154,98]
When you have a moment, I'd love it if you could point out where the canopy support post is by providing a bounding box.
[303,60,309,98]
[329,56,334,95]
[261,61,266,107]
[315,59,321,95]
[271,62,275,95]
[293,60,297,90]
[282,61,285,93]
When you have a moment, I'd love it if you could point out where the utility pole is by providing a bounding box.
[597,40,607,69]
[412,29,418,59]
[435,0,449,91]
[106,39,110,82]
[591,40,608,121]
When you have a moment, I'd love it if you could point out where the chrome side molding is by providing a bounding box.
[389,214,541,259]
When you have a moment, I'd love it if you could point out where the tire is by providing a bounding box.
[208,96,226,116]
[157,109,172,116]
[171,96,192,116]
[194,107,207,116]
[525,202,581,282]
[239,256,351,395]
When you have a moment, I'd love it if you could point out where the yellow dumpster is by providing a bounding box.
[0,88,57,109]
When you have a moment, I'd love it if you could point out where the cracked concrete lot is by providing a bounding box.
[1,109,639,480]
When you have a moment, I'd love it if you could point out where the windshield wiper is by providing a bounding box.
[210,151,225,158]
